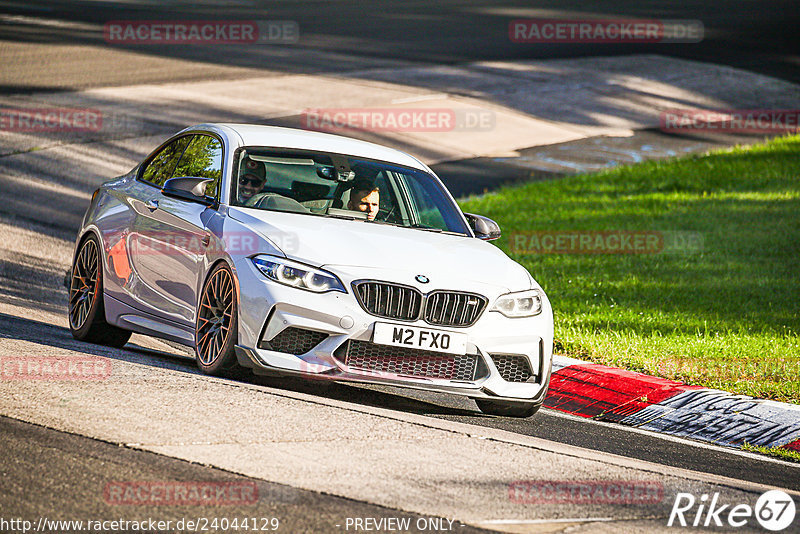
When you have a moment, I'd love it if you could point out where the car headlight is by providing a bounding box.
[251,255,346,293]
[491,289,543,318]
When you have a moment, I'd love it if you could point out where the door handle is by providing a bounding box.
[145,199,159,211]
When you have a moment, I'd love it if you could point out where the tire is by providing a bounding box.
[68,235,132,348]
[474,398,541,418]
[195,263,245,377]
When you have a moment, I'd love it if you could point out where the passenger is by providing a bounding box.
[238,159,267,204]
[347,180,380,221]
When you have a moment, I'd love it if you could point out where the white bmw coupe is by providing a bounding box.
[69,124,553,417]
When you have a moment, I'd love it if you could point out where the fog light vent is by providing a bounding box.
[260,327,328,355]
[490,354,534,382]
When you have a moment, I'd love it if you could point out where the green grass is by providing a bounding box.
[742,443,800,463]
[458,135,800,402]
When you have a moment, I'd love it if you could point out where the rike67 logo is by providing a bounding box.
[668,490,796,531]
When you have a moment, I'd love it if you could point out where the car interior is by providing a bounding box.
[236,152,403,223]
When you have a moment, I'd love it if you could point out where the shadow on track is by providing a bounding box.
[0,311,480,418]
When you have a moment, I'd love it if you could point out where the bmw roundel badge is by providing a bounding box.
[415,275,429,284]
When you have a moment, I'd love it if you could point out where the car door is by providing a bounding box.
[115,135,191,315]
[129,134,223,326]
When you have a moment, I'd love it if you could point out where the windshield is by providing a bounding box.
[230,148,470,235]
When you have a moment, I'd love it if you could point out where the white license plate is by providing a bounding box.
[372,323,468,355]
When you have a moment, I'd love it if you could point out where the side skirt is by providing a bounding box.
[104,293,195,347]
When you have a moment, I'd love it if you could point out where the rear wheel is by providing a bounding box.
[195,263,244,376]
[68,235,131,347]
[474,398,541,418]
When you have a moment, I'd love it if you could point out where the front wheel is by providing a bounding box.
[195,263,245,377]
[68,235,131,348]
[474,398,541,418]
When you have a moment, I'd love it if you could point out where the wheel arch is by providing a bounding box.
[67,227,132,348]
[73,227,113,321]
[200,258,239,296]
[194,257,243,375]
[196,257,241,328]
[73,227,103,264]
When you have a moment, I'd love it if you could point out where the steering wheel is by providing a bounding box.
[377,205,398,223]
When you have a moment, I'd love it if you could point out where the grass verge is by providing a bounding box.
[741,443,800,463]
[459,135,800,403]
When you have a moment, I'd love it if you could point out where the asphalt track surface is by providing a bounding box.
[0,415,491,534]
[1,1,800,532]
[0,0,798,91]
[2,310,800,495]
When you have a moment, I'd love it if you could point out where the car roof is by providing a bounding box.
[197,123,430,172]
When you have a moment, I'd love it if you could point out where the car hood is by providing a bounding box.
[228,207,533,293]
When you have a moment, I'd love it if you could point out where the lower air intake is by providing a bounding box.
[336,340,478,381]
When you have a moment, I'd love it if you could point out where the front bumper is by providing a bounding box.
[234,258,553,403]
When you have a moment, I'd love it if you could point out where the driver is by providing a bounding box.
[347,180,380,221]
[238,159,267,204]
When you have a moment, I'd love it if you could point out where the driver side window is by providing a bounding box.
[140,136,191,187]
[172,135,223,198]
[139,134,223,199]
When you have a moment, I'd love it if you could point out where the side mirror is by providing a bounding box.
[464,213,501,241]
[162,177,214,206]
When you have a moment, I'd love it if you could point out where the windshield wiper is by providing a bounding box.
[411,224,468,237]
[323,213,356,221]
[410,224,442,232]
[327,218,464,236]
[366,219,403,227]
